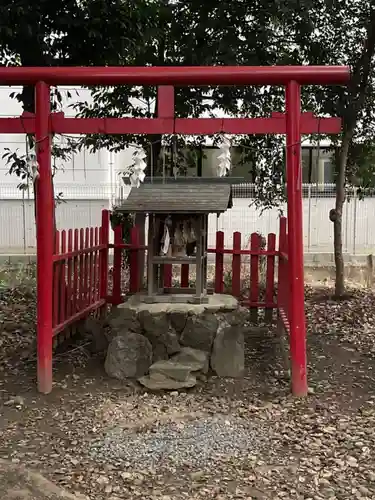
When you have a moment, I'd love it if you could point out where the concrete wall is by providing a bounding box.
[212,195,374,255]
[1,86,373,259]
[0,188,374,256]
[219,195,372,253]
[0,197,110,253]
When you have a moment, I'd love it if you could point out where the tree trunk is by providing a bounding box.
[330,10,375,297]
[331,135,351,297]
[333,213,345,296]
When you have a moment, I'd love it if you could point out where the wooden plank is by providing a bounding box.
[195,216,203,298]
[152,255,203,264]
[181,264,189,287]
[265,233,276,322]
[163,287,214,295]
[53,231,60,329]
[147,216,155,296]
[250,233,260,323]
[231,232,242,297]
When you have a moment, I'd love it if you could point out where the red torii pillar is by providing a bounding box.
[285,81,306,396]
[0,66,350,395]
[34,82,54,394]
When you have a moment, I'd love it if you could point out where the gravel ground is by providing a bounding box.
[1,273,375,499]
[89,414,269,470]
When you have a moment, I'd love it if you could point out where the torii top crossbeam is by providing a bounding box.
[0,65,350,86]
[0,66,350,136]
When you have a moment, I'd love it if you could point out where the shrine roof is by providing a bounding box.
[116,181,233,214]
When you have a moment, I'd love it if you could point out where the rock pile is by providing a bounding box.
[101,294,247,389]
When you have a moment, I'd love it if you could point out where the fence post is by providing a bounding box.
[164,264,173,288]
[129,226,140,293]
[53,231,60,330]
[100,210,110,312]
[353,187,357,255]
[215,231,224,293]
[135,213,146,289]
[60,231,67,323]
[112,224,123,305]
[277,217,287,309]
[307,184,311,253]
[250,232,260,323]
[265,233,276,323]
[232,232,242,297]
[344,196,349,253]
[181,264,189,288]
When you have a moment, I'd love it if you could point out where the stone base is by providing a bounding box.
[141,293,210,304]
[118,293,239,314]
[104,293,248,389]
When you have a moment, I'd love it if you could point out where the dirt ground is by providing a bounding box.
[0,268,375,499]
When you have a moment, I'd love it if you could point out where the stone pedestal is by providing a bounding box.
[104,294,248,389]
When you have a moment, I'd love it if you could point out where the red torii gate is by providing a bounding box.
[0,66,350,396]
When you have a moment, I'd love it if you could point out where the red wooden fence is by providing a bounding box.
[277,216,290,334]
[53,212,291,337]
[52,210,109,339]
[109,222,280,321]
[109,224,147,305]
[208,230,277,314]
[47,211,294,397]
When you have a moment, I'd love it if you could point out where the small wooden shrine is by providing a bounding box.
[117,179,233,304]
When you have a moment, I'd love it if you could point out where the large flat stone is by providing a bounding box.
[118,293,238,315]
[149,359,202,382]
[171,347,209,374]
[138,372,197,390]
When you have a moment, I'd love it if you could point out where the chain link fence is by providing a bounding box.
[0,183,373,255]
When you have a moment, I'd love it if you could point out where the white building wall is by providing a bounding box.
[0,86,136,190]
[0,87,374,256]
[0,184,372,255]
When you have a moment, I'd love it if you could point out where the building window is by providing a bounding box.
[323,159,333,184]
